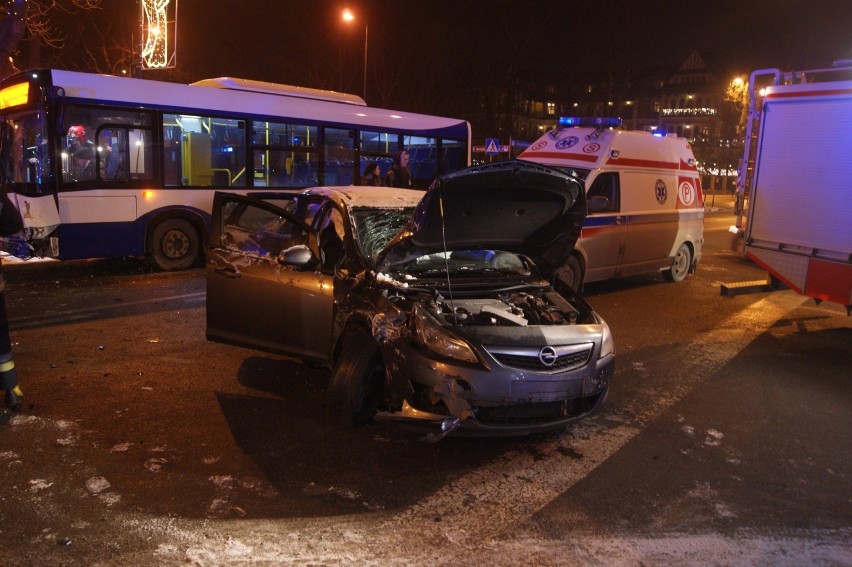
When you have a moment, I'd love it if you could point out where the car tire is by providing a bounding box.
[149,218,199,271]
[554,255,584,292]
[326,327,384,427]
[664,242,691,282]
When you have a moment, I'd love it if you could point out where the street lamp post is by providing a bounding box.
[342,9,367,101]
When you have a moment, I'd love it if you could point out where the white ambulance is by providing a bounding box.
[519,117,704,290]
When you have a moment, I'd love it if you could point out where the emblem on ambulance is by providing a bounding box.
[655,179,667,204]
[583,143,601,153]
[555,136,579,150]
[530,140,547,151]
[678,180,695,206]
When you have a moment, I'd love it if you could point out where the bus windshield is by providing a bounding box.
[0,109,49,193]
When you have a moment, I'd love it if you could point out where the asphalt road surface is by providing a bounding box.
[0,206,849,566]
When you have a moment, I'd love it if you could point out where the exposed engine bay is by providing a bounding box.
[423,290,582,327]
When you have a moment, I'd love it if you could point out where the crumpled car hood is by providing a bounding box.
[378,159,586,277]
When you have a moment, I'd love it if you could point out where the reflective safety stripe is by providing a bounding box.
[0,360,15,373]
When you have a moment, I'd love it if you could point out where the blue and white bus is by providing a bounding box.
[0,69,470,269]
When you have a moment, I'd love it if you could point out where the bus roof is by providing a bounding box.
[191,77,367,106]
[39,69,468,139]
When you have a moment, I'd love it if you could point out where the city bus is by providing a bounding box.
[0,69,471,269]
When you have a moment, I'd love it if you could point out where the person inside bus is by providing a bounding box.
[384,150,413,188]
[99,129,125,180]
[67,125,96,181]
[360,161,381,186]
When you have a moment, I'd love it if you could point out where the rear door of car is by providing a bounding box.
[206,192,334,362]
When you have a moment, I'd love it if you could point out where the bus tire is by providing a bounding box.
[149,218,199,271]
[664,242,692,282]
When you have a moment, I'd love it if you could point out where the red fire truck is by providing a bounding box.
[724,62,852,314]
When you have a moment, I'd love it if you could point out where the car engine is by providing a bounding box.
[424,291,580,327]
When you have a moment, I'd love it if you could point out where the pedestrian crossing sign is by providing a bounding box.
[485,138,500,154]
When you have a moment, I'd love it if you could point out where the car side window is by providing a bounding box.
[587,172,620,213]
[221,200,307,258]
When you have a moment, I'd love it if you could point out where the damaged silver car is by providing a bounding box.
[206,160,614,440]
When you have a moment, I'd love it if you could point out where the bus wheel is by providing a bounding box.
[554,255,584,292]
[149,218,199,271]
[664,243,692,282]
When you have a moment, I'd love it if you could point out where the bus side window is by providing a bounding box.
[98,129,128,181]
[127,128,153,180]
[163,123,182,186]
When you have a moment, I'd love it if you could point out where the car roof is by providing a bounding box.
[302,186,425,209]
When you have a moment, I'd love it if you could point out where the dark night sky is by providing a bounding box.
[76,0,851,110]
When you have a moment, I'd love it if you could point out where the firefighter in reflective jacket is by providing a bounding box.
[0,274,21,414]
[0,190,23,418]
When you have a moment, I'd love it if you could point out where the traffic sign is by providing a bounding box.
[485,138,500,154]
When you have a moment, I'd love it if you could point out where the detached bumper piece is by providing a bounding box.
[374,400,462,443]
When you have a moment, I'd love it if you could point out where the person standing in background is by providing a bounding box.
[384,150,413,188]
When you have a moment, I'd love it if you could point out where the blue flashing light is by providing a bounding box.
[558,116,623,128]
[652,131,664,137]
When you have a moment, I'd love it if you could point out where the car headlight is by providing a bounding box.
[412,304,478,364]
[599,320,615,358]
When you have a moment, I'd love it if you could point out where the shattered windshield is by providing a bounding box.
[351,207,413,263]
[0,110,49,192]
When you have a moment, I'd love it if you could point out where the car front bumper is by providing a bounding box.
[375,341,614,440]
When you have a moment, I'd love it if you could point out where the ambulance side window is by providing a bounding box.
[587,172,620,213]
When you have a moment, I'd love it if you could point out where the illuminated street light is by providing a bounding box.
[342,8,368,101]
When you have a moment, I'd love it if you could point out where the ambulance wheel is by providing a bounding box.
[149,218,200,271]
[664,243,691,282]
[555,255,584,292]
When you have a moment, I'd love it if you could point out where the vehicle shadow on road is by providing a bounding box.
[213,355,523,518]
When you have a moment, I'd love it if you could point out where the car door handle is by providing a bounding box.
[214,266,241,279]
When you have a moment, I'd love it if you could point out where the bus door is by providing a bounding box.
[0,108,61,256]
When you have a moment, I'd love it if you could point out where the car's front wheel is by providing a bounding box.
[326,327,385,426]
[664,242,692,282]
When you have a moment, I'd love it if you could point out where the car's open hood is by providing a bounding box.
[378,160,586,277]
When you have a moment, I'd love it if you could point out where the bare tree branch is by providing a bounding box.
[0,0,102,77]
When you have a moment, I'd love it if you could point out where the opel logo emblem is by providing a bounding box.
[538,346,558,367]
